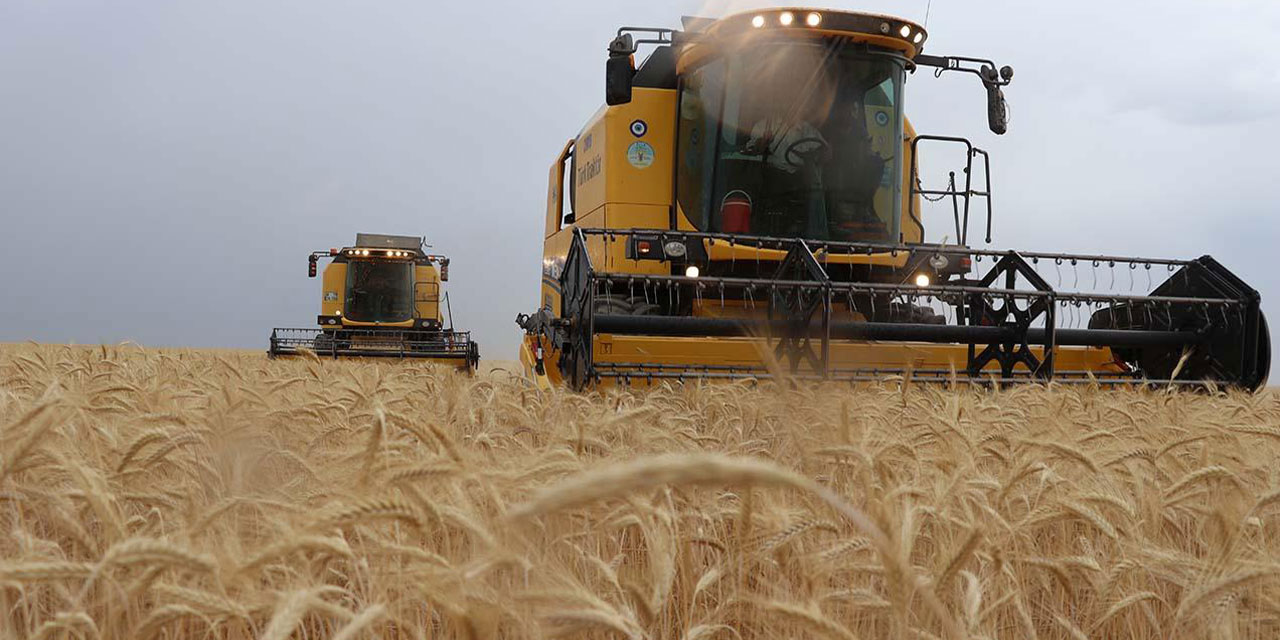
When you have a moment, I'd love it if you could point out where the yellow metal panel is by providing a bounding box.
[414,264,442,324]
[319,262,346,320]
[705,238,911,267]
[604,204,673,274]
[674,202,698,231]
[602,88,676,208]
[592,334,1123,381]
[342,319,415,328]
[528,330,1124,389]
[541,206,608,317]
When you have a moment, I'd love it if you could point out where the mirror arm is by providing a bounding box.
[914,54,1014,135]
[614,26,675,46]
[914,54,1010,83]
[606,27,679,106]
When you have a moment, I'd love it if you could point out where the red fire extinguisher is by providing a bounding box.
[720,190,752,234]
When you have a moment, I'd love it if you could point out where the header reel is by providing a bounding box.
[519,229,1268,391]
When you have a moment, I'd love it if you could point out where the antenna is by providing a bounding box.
[924,0,933,28]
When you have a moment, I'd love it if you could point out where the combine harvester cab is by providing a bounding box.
[517,9,1269,390]
[270,233,480,371]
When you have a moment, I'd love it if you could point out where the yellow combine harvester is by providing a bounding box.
[517,8,1269,390]
[270,233,479,370]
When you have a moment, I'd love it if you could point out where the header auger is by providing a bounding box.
[517,8,1269,391]
[271,233,479,371]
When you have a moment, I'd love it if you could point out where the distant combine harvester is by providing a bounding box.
[269,233,479,371]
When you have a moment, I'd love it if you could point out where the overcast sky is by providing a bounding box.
[1,0,1276,378]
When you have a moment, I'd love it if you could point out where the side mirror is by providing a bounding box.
[308,255,318,277]
[439,259,449,282]
[980,65,1013,135]
[985,85,1008,135]
[606,34,636,106]
[606,56,635,106]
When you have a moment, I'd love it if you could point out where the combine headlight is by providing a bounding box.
[778,11,794,26]
[806,12,821,27]
[663,241,687,258]
[685,265,700,278]
[915,274,931,287]
[751,15,765,28]
[335,310,341,316]
[913,32,924,44]
[899,25,912,38]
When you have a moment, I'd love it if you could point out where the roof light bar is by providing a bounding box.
[709,11,929,53]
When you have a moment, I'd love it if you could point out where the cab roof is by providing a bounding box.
[678,7,927,64]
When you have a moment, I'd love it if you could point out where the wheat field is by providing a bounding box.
[1,343,1278,639]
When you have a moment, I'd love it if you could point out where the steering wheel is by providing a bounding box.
[783,137,828,168]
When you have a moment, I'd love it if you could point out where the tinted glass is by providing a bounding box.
[676,41,905,243]
[344,261,413,322]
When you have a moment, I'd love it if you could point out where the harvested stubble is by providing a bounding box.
[1,343,1278,639]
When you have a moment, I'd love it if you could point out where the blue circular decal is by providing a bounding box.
[630,119,648,137]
